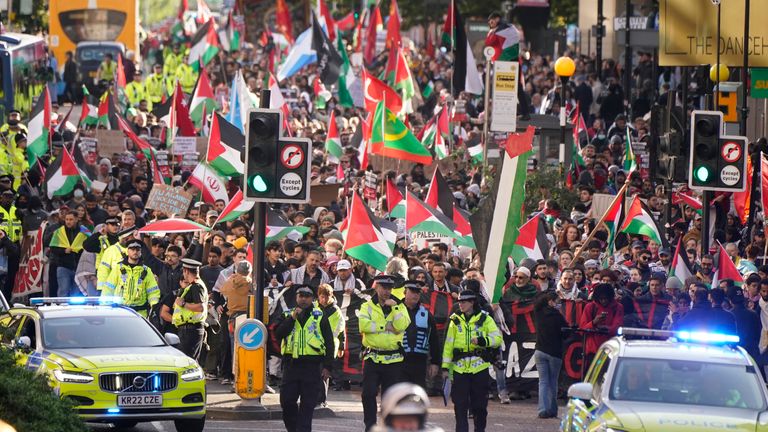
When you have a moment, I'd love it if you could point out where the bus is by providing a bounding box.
[48,0,139,66]
[0,33,47,121]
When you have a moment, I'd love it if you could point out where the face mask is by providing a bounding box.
[7,120,18,126]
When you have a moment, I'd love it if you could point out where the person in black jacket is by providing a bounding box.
[533,291,568,419]
[62,51,79,103]
[726,286,761,360]
[673,285,737,334]
[401,280,441,388]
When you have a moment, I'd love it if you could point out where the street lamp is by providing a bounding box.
[555,56,575,171]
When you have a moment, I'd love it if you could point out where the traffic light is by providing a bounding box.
[244,110,280,199]
[688,111,722,189]
[688,110,747,192]
[244,109,312,203]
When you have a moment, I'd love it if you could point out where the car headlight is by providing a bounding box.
[180,366,204,381]
[53,370,94,383]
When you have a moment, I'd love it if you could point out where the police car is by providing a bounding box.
[0,297,206,431]
[561,328,768,432]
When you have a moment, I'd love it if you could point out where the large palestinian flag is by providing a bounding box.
[188,69,217,128]
[620,196,667,247]
[712,241,744,287]
[189,19,220,71]
[385,178,405,219]
[669,237,694,282]
[343,192,392,271]
[215,189,255,224]
[266,208,310,243]
[453,205,476,248]
[405,191,457,238]
[46,148,90,199]
[27,87,51,164]
[425,167,453,219]
[206,113,245,177]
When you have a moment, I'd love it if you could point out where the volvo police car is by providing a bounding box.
[0,297,206,431]
[561,328,768,432]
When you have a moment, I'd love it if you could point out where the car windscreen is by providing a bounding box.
[610,357,766,410]
[42,315,165,349]
[76,46,120,63]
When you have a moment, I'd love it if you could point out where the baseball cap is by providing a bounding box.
[337,259,352,270]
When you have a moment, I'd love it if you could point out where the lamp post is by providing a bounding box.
[555,56,575,172]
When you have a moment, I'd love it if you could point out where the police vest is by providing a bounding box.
[176,64,196,93]
[0,205,21,242]
[403,305,431,355]
[108,264,158,309]
[145,74,165,103]
[98,61,116,81]
[125,82,146,106]
[172,281,208,326]
[280,307,326,358]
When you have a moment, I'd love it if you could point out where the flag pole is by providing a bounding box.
[573,180,630,260]
[482,54,492,172]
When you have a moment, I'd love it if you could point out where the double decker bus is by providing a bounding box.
[48,0,139,66]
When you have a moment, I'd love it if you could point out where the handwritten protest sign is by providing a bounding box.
[173,136,197,155]
[94,130,126,156]
[145,184,193,217]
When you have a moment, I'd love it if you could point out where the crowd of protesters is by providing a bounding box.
[0,8,766,428]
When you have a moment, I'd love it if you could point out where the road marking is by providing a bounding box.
[151,421,166,431]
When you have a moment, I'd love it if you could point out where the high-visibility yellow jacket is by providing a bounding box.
[359,296,410,364]
[441,310,502,374]
[102,261,160,316]
[125,81,147,107]
[97,243,126,291]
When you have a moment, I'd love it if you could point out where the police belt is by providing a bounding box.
[177,323,204,330]
[453,349,486,361]
[365,347,404,356]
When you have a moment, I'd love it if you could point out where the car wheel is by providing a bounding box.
[112,420,138,429]
[174,417,205,432]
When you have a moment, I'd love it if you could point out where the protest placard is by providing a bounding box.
[94,130,126,156]
[79,138,98,164]
[173,136,197,155]
[310,183,341,207]
[145,184,193,217]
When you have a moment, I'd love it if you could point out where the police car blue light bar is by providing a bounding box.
[675,331,739,344]
[30,297,123,306]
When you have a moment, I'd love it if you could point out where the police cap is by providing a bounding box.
[457,290,477,302]
[295,285,315,297]
[181,258,202,270]
[404,280,424,292]
[373,274,396,288]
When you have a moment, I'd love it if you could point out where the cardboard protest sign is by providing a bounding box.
[145,184,193,217]
[94,130,126,156]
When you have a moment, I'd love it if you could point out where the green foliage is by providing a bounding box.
[549,0,579,28]
[0,348,87,432]
[524,166,579,215]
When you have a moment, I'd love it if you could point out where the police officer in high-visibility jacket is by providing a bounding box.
[145,64,165,106]
[172,258,208,360]
[359,275,411,431]
[442,290,502,432]
[101,240,160,317]
[125,70,147,107]
[175,55,197,94]
[401,280,441,389]
[96,230,133,292]
[276,285,334,432]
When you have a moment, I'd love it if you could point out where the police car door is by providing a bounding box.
[569,347,613,432]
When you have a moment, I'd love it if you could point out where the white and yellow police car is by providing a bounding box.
[562,327,768,432]
[0,297,206,431]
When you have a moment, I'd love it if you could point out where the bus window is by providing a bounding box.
[76,46,121,64]
[58,9,127,43]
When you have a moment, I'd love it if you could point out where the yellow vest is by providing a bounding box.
[163,53,182,77]
[0,205,20,242]
[358,298,411,364]
[10,144,28,191]
[441,311,502,374]
[175,63,197,94]
[102,261,160,316]
[281,306,327,358]
[125,81,147,107]
[145,74,165,103]
[97,61,116,82]
[172,281,208,326]
[96,243,126,291]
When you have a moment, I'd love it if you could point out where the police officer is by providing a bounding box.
[275,284,334,432]
[0,109,28,139]
[442,290,502,432]
[172,258,209,360]
[175,54,197,94]
[0,188,20,300]
[96,53,116,83]
[101,240,160,317]
[10,133,28,190]
[359,274,411,431]
[145,64,166,106]
[96,229,133,292]
[402,280,441,388]
[164,44,183,78]
[125,70,147,107]
[371,383,445,432]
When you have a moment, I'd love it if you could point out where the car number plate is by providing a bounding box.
[117,394,163,407]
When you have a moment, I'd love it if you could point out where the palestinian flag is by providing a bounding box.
[483,150,530,302]
[117,115,165,184]
[79,94,100,127]
[27,87,51,164]
[363,5,383,65]
[425,167,453,219]
[97,92,120,130]
[623,128,637,173]
[484,22,520,61]
[420,108,450,159]
[712,241,744,287]
[441,0,455,47]
[504,125,535,159]
[363,69,402,115]
[325,110,342,163]
[604,189,624,257]
[444,3,482,95]
[511,214,550,264]
[466,137,483,164]
[453,205,476,248]
[384,45,415,110]
[337,36,357,108]
[734,155,753,224]
[189,162,230,205]
[422,80,435,99]
[206,113,245,177]
[188,69,217,128]
[620,196,667,247]
[46,148,90,199]
[405,191,457,238]
[215,189,255,224]
[669,237,694,282]
[266,207,310,243]
[189,19,220,71]
[386,178,405,218]
[349,114,370,170]
[343,192,392,272]
[370,101,432,165]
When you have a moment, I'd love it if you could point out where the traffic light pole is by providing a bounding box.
[250,89,271,321]
[701,190,711,254]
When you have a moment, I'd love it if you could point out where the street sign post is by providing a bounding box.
[234,318,268,399]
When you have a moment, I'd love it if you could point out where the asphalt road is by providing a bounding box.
[87,392,562,432]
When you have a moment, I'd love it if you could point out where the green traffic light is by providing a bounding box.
[250,175,268,193]
[694,166,711,183]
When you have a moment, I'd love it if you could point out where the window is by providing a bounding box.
[42,316,165,349]
[610,358,766,410]
[18,317,37,349]
[589,350,612,401]
[1,316,23,344]
[58,10,127,44]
